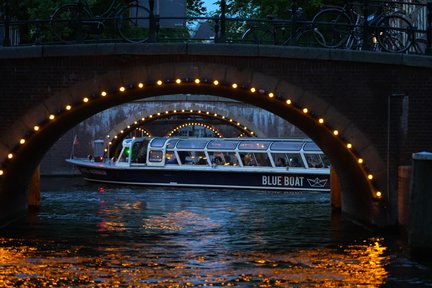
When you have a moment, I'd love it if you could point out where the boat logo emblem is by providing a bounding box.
[306,177,328,188]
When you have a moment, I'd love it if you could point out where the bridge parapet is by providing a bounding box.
[0,0,430,55]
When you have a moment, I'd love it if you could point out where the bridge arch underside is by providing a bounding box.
[107,108,263,153]
[0,62,388,226]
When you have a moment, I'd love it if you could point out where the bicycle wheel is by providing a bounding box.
[116,4,151,43]
[294,28,325,47]
[241,26,274,45]
[50,4,90,43]
[375,14,413,53]
[312,8,352,48]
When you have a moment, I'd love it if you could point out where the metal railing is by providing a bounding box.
[0,0,430,55]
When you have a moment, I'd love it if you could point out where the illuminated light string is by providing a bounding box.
[166,122,223,138]
[108,109,256,148]
[0,78,381,199]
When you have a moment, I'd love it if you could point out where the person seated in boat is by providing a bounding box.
[276,157,287,167]
[290,157,301,167]
[165,152,178,164]
[213,156,224,165]
[248,158,257,166]
[307,157,323,168]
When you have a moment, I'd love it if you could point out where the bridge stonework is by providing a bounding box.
[0,43,431,226]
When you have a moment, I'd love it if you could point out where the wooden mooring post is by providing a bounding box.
[409,152,432,257]
[27,167,40,211]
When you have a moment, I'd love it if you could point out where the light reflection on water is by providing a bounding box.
[0,177,431,287]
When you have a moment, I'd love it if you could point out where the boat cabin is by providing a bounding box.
[115,137,330,169]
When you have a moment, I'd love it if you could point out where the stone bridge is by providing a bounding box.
[0,43,431,227]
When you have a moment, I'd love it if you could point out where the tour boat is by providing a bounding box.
[66,137,331,192]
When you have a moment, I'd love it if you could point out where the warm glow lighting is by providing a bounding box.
[368,174,374,180]
[303,108,308,113]
[157,80,163,85]
[83,97,89,103]
[49,114,55,120]
[318,118,324,124]
[8,153,13,159]
[232,83,238,88]
[347,143,352,149]
[175,78,181,84]
[213,80,219,85]
[0,170,3,176]
[20,139,25,144]
[376,191,382,198]
[101,91,107,97]
[250,87,256,93]
[333,130,339,136]
[138,83,144,88]
[268,92,274,98]
[66,105,72,110]
[286,99,291,105]
[119,86,126,92]
[34,126,40,131]
[358,158,364,164]
[194,78,200,84]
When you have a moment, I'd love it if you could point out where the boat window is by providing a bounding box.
[165,150,178,165]
[150,138,168,148]
[272,153,305,167]
[239,152,271,167]
[131,141,147,164]
[207,140,239,150]
[149,150,163,162]
[178,151,208,165]
[321,154,331,168]
[238,141,271,150]
[166,139,179,149]
[176,139,208,149]
[209,152,239,166]
[304,153,325,168]
[118,147,130,163]
[303,142,321,151]
[270,141,303,151]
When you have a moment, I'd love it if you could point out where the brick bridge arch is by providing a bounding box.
[1,44,431,226]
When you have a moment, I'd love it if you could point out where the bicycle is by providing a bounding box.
[241,5,325,47]
[312,2,414,53]
[50,0,151,43]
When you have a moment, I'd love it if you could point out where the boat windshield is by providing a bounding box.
[303,142,321,151]
[150,138,169,148]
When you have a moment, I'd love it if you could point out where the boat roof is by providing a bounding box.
[122,137,322,152]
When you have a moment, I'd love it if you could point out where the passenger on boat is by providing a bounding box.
[290,157,301,167]
[213,156,224,165]
[276,157,287,167]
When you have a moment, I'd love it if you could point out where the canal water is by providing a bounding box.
[1,177,432,287]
